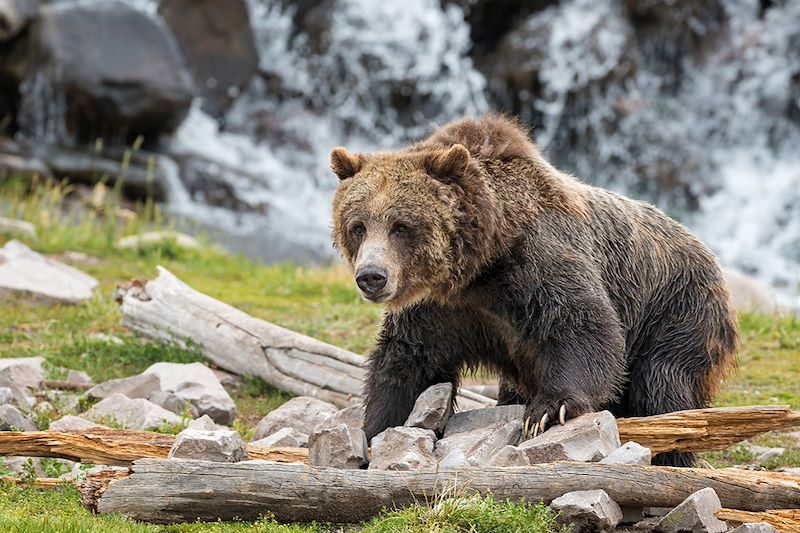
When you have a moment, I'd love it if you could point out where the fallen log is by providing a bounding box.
[113,267,494,410]
[2,476,65,489]
[0,430,307,466]
[40,379,93,391]
[82,460,800,524]
[717,509,800,532]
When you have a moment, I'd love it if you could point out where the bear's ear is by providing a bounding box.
[330,147,364,181]
[425,144,470,183]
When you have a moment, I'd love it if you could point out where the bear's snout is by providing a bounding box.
[356,266,388,298]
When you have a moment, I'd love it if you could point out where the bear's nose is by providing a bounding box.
[356,266,388,295]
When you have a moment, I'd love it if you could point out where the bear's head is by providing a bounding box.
[331,144,497,310]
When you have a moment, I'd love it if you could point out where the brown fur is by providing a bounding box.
[330,113,739,467]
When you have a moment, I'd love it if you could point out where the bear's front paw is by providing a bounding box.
[523,395,593,440]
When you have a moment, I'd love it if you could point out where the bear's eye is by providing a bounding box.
[352,224,365,238]
[392,224,409,237]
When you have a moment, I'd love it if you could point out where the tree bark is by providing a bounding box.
[0,430,307,466]
[114,267,494,410]
[717,508,800,532]
[83,459,800,524]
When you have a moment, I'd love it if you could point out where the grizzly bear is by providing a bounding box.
[330,114,738,467]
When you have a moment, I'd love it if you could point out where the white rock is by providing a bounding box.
[369,427,437,470]
[84,393,183,431]
[250,427,304,447]
[168,428,248,462]
[66,369,93,386]
[85,373,161,401]
[314,404,364,433]
[724,269,776,313]
[0,404,37,431]
[117,231,198,250]
[144,362,236,425]
[600,441,652,465]
[654,487,727,533]
[253,396,338,442]
[0,356,45,389]
[308,423,369,469]
[486,445,531,467]
[443,405,525,437]
[747,445,785,462]
[0,240,98,304]
[519,411,620,463]
[148,390,199,417]
[0,216,36,239]
[49,415,108,431]
[549,489,623,533]
[435,418,522,468]
[0,378,34,409]
[404,383,453,433]
[187,414,221,431]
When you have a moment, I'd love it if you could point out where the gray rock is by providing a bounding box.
[85,373,161,401]
[780,467,800,476]
[253,396,338,442]
[66,370,93,386]
[0,378,34,409]
[549,489,623,533]
[314,404,365,433]
[369,427,437,471]
[187,414,221,431]
[44,390,80,414]
[0,241,99,304]
[747,445,785,462]
[443,405,525,438]
[728,524,778,533]
[519,411,620,463]
[0,356,45,389]
[0,388,13,406]
[2,456,75,478]
[144,362,236,425]
[404,383,453,433]
[48,415,107,431]
[168,428,248,462]
[148,390,199,417]
[654,487,727,533]
[0,404,37,431]
[84,393,183,431]
[211,368,244,393]
[249,427,304,448]
[435,417,523,468]
[308,423,369,469]
[486,445,531,467]
[117,231,198,250]
[620,506,645,525]
[600,441,652,465]
[34,401,53,414]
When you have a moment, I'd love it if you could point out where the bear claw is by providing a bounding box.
[524,403,569,439]
[559,404,566,425]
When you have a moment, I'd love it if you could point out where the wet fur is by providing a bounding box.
[332,114,739,467]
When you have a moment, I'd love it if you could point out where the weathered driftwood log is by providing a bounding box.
[0,430,307,466]
[717,509,800,532]
[114,267,494,410]
[617,405,800,454]
[83,460,800,524]
[40,379,93,391]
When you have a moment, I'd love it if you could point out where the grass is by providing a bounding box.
[0,177,798,530]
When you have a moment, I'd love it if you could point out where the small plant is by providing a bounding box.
[21,458,38,485]
[0,458,11,477]
[40,458,69,478]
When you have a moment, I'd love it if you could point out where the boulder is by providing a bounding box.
[84,393,183,431]
[654,487,727,533]
[600,441,652,465]
[147,390,198,417]
[369,427,437,471]
[0,356,44,389]
[0,216,36,239]
[252,396,338,442]
[729,524,778,533]
[4,0,193,144]
[314,404,364,433]
[0,240,98,304]
[747,445,785,462]
[308,423,369,469]
[143,362,236,425]
[486,445,531,467]
[443,405,525,438]
[116,231,198,250]
[66,369,93,387]
[549,489,624,533]
[48,415,107,432]
[0,377,34,409]
[0,404,37,431]
[168,428,247,462]
[519,411,620,464]
[249,427,304,448]
[435,415,523,468]
[85,373,161,402]
[187,414,221,431]
[158,0,257,117]
[0,0,38,42]
[404,383,453,433]
[723,269,776,313]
